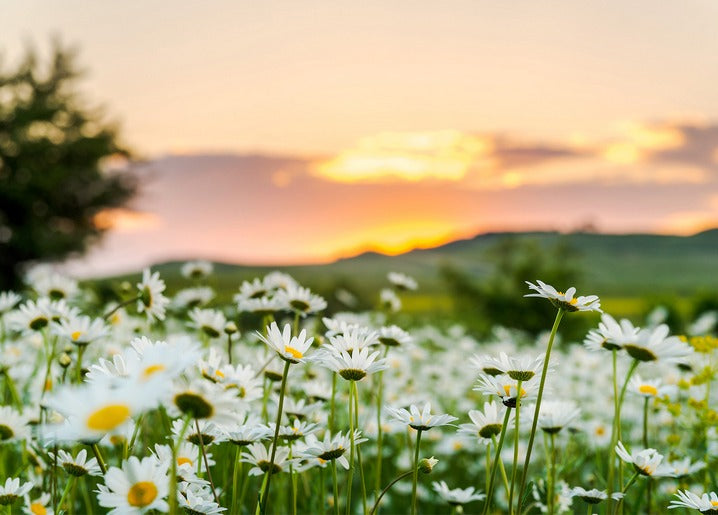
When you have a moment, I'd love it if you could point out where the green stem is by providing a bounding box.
[517,308,564,512]
[346,380,356,515]
[195,419,219,504]
[259,359,291,515]
[227,334,233,365]
[3,371,22,410]
[90,443,107,475]
[548,432,556,515]
[102,295,140,320]
[375,347,388,499]
[57,477,75,512]
[608,359,639,504]
[508,379,522,515]
[354,382,368,515]
[330,372,337,433]
[483,407,513,515]
[370,470,413,515]
[643,397,651,514]
[410,429,423,515]
[126,414,144,459]
[170,415,192,514]
[232,446,241,515]
[332,458,340,515]
[75,345,86,383]
[607,348,619,503]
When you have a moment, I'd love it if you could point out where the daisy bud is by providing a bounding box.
[419,456,438,474]
[58,353,72,368]
[224,321,238,335]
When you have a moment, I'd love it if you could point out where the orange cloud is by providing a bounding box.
[93,208,162,232]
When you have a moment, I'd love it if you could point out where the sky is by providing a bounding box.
[5,1,718,275]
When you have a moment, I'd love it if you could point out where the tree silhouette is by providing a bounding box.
[0,42,135,290]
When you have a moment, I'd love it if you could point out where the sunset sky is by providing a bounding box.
[6,1,718,275]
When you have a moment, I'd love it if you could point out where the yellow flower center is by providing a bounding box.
[215,369,225,378]
[570,298,578,305]
[177,456,192,466]
[71,331,83,341]
[711,500,718,507]
[127,481,158,507]
[143,364,166,378]
[596,426,605,436]
[453,441,463,450]
[284,346,303,359]
[503,385,526,397]
[30,502,47,515]
[86,404,131,431]
[639,384,658,396]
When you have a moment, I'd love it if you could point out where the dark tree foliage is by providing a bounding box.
[0,43,135,290]
[441,236,593,339]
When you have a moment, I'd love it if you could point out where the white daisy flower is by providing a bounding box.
[377,325,412,347]
[237,296,283,315]
[584,314,641,352]
[325,326,378,353]
[97,456,169,514]
[223,413,271,447]
[299,430,366,469]
[135,268,169,322]
[181,260,213,280]
[0,406,30,443]
[188,308,226,339]
[33,272,78,300]
[275,284,327,317]
[474,374,539,408]
[569,486,623,504]
[0,291,21,314]
[172,286,215,310]
[669,489,718,512]
[178,482,226,514]
[171,379,242,426]
[628,375,675,399]
[52,315,107,347]
[275,419,318,442]
[8,298,52,332]
[23,492,53,515]
[240,442,294,476]
[457,401,513,445]
[388,272,418,291]
[0,477,33,506]
[432,481,485,506]
[379,288,401,312]
[49,448,102,477]
[614,441,674,477]
[665,457,706,478]
[623,324,693,364]
[525,280,601,313]
[320,347,389,381]
[537,400,581,434]
[386,402,457,431]
[256,322,314,364]
[171,419,227,447]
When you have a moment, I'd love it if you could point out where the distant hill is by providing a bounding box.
[132,230,718,307]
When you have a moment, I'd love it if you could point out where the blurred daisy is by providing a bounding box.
[623,324,693,364]
[136,268,169,322]
[181,260,213,280]
[325,326,378,353]
[0,477,33,506]
[23,493,53,515]
[432,481,485,506]
[97,456,169,514]
[223,413,271,446]
[537,400,581,434]
[178,482,225,514]
[569,486,623,504]
[9,298,52,332]
[475,374,538,408]
[256,322,314,364]
[34,272,78,300]
[665,457,706,478]
[388,272,418,291]
[52,315,107,347]
[172,286,215,310]
[0,406,30,443]
[615,441,674,477]
[237,296,283,315]
[525,280,601,313]
[172,380,241,426]
[0,291,21,314]
[386,402,457,431]
[584,314,640,352]
[276,419,318,442]
[377,325,412,347]
[49,448,102,477]
[628,375,675,399]
[188,308,226,339]
[240,442,294,476]
[299,430,366,469]
[379,289,401,312]
[275,284,327,317]
[669,490,718,512]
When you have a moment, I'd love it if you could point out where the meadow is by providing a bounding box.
[0,248,716,514]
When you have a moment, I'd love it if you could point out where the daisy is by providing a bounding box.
[49,448,102,477]
[172,419,227,447]
[299,430,366,469]
[240,442,294,476]
[325,326,378,353]
[188,308,226,339]
[432,481,485,506]
[0,477,33,506]
[263,271,298,291]
[275,284,327,317]
[490,352,544,381]
[172,287,215,310]
[379,289,401,312]
[525,280,602,313]
[320,347,389,381]
[628,375,675,398]
[235,278,269,301]
[386,402,457,431]
[126,336,201,386]
[172,379,242,426]
[9,298,52,332]
[237,296,283,315]
[665,457,706,478]
[614,441,674,477]
[377,325,412,347]
[52,315,107,347]
[276,419,318,442]
[569,486,623,504]
[280,397,323,421]
[623,324,693,364]
[474,374,539,408]
[537,400,581,434]
[669,490,718,512]
[135,268,169,322]
[388,272,418,291]
[23,493,53,515]
[0,406,30,443]
[457,401,513,445]
[181,260,213,280]
[0,291,21,314]
[33,271,78,300]
[178,482,226,514]
[256,322,314,364]
[97,456,169,514]
[584,314,641,352]
[223,413,271,447]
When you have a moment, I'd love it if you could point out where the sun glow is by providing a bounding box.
[314,130,492,183]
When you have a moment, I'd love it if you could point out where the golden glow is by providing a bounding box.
[93,209,162,232]
[603,142,642,164]
[86,404,131,431]
[623,122,685,151]
[314,131,492,183]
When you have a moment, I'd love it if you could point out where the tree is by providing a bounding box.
[0,42,135,290]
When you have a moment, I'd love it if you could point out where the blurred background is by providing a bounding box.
[3,1,718,334]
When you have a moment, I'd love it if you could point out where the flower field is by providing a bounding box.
[0,263,716,514]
